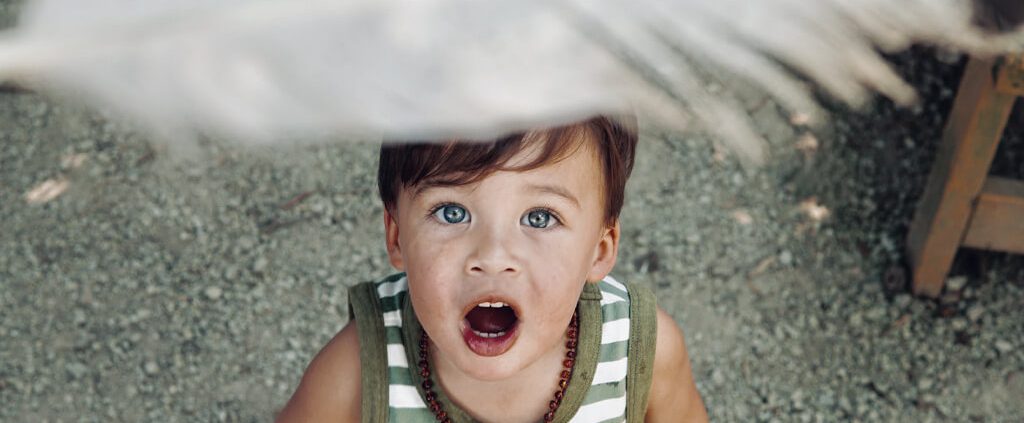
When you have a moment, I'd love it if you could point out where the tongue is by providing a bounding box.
[465,307,517,333]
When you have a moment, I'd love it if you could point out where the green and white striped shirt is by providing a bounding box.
[348,273,657,423]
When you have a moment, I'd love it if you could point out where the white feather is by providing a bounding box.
[0,0,1019,163]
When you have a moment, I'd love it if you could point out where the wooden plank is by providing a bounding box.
[995,54,1024,95]
[906,57,1016,297]
[962,176,1024,253]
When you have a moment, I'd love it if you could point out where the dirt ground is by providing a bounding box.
[1,2,1023,421]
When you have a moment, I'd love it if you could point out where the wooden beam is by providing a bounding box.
[962,176,1024,253]
[906,57,1016,297]
[995,54,1024,95]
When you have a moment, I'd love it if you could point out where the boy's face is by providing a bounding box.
[383,139,619,381]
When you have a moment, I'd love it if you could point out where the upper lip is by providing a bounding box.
[460,294,521,320]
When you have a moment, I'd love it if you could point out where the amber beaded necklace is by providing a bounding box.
[418,310,580,423]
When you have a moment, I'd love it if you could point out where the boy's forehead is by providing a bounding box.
[406,142,603,204]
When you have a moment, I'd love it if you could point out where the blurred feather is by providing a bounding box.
[0,0,1020,164]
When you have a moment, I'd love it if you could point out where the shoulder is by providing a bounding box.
[276,322,362,423]
[646,306,708,422]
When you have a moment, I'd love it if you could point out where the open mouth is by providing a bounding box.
[461,300,520,356]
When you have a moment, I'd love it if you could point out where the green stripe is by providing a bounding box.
[581,381,627,404]
[600,301,629,323]
[598,340,628,362]
[598,279,628,299]
[385,328,404,345]
[389,407,434,421]
[388,367,415,386]
[378,291,407,313]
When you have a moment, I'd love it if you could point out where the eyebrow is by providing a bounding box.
[526,183,580,209]
[412,178,466,198]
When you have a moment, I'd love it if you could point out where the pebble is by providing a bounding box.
[252,256,268,273]
[144,361,160,375]
[966,305,984,322]
[779,250,793,266]
[204,286,223,300]
[995,340,1013,354]
[946,276,968,292]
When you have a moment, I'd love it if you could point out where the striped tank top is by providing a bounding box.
[347,273,657,423]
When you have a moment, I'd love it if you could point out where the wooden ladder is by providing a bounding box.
[907,54,1024,297]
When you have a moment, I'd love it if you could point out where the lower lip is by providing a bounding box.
[461,320,519,357]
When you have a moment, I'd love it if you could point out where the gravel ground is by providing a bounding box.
[2,3,1023,422]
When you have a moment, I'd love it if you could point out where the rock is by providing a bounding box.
[252,256,268,273]
[144,361,160,375]
[946,276,968,292]
[779,250,793,266]
[966,305,984,322]
[995,340,1013,354]
[917,377,934,391]
[204,286,223,301]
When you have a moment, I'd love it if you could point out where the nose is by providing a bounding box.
[465,225,520,276]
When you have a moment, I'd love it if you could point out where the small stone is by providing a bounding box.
[995,340,1013,354]
[779,250,793,266]
[917,377,934,391]
[711,369,725,385]
[849,312,864,328]
[66,362,88,379]
[204,286,223,300]
[946,276,967,292]
[951,317,968,331]
[252,256,268,273]
[144,361,160,375]
[966,305,984,322]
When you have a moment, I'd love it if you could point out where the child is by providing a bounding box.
[277,116,707,422]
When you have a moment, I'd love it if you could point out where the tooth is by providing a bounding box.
[478,302,492,308]
[493,302,506,308]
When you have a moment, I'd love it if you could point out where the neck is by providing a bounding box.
[431,333,569,423]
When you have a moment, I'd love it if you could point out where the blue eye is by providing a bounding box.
[522,209,556,228]
[433,204,469,224]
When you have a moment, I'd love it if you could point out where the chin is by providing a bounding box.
[453,349,530,381]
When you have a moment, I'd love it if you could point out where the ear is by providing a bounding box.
[586,220,620,282]
[383,207,405,271]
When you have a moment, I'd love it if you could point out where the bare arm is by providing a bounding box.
[276,322,362,423]
[645,307,708,423]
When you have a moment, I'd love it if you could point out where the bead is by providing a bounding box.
[420,368,430,378]
[566,350,576,359]
[566,340,577,349]
[545,411,556,421]
[430,402,441,414]
[422,380,433,389]
[560,370,570,379]
[425,392,436,402]
[555,390,564,400]
[563,359,574,368]
[550,400,558,410]
[559,379,568,389]
[436,411,447,420]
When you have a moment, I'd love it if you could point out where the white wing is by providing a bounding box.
[0,0,1018,163]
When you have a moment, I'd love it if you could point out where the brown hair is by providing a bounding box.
[378,116,637,226]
